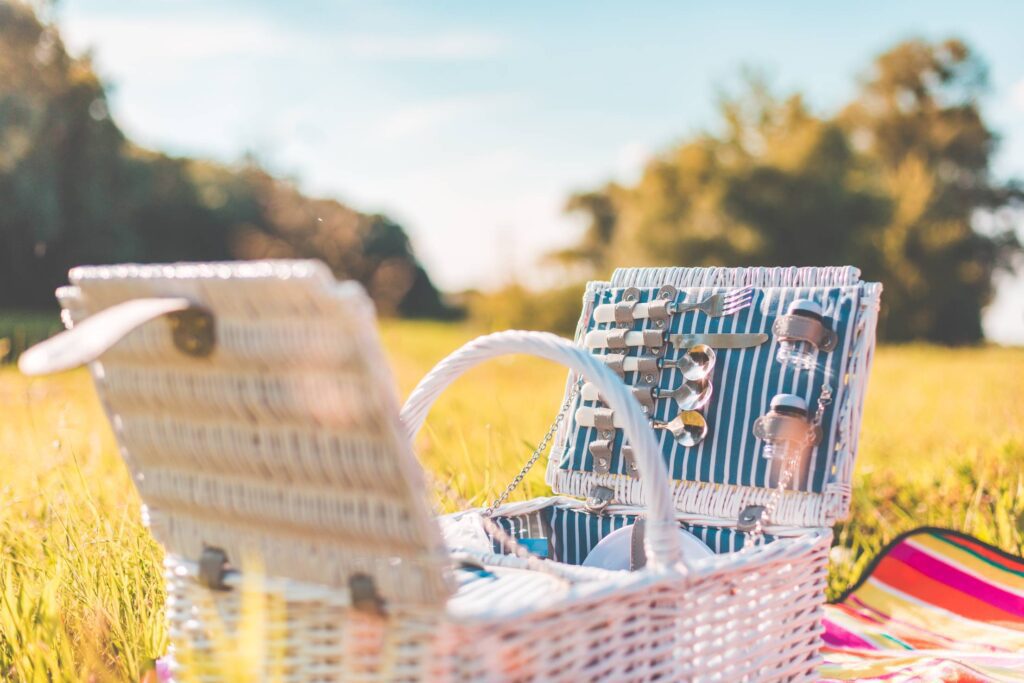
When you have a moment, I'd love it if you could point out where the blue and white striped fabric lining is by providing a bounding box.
[490,506,772,565]
[557,284,860,493]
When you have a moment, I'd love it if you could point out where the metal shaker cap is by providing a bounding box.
[786,298,823,321]
[770,393,809,416]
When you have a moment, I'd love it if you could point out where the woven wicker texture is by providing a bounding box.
[62,261,452,607]
[548,266,881,527]
[37,260,882,681]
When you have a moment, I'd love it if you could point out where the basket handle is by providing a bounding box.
[399,330,686,572]
[18,297,200,375]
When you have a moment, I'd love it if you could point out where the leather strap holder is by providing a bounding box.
[629,518,647,570]
[772,313,838,352]
[589,440,613,474]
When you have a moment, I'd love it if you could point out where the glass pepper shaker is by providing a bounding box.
[756,394,813,462]
[776,299,823,370]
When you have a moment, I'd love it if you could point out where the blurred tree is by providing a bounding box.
[838,39,1020,342]
[0,0,453,318]
[562,41,1021,343]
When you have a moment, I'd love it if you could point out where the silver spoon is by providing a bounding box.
[654,410,709,447]
[662,343,716,381]
[653,376,714,411]
[605,344,717,383]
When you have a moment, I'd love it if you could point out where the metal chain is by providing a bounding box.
[747,379,833,548]
[481,381,581,518]
[427,381,582,580]
[813,381,833,429]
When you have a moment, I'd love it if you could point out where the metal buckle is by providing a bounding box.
[349,573,386,616]
[621,446,639,478]
[737,505,767,533]
[628,386,656,414]
[168,307,216,358]
[604,328,630,349]
[640,328,666,352]
[591,408,616,432]
[772,313,838,352]
[614,301,636,327]
[602,353,626,377]
[646,299,672,322]
[656,284,677,303]
[589,440,613,474]
[197,546,232,591]
[584,485,615,514]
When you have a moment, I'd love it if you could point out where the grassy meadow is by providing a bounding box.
[0,320,1022,681]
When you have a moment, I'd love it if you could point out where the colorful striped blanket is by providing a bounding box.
[821,528,1024,681]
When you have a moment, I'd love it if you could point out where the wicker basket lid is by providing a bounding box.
[546,266,882,528]
[58,260,453,609]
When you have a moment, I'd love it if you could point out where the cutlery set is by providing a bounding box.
[578,286,842,479]
[579,287,762,475]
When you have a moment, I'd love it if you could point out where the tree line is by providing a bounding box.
[550,39,1021,343]
[2,0,1020,341]
[0,0,453,317]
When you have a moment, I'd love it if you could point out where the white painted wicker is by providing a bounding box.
[427,265,881,682]
[25,261,880,682]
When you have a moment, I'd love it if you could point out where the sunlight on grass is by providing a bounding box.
[0,320,1022,679]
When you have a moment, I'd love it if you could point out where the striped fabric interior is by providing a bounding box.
[555,284,860,493]
[491,506,773,565]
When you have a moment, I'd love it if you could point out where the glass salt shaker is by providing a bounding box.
[776,299,823,370]
[756,394,813,462]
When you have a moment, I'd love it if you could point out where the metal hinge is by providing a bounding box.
[349,573,386,616]
[737,505,767,533]
[584,485,615,514]
[168,307,216,358]
[197,546,232,591]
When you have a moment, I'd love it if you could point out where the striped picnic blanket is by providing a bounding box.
[821,528,1024,681]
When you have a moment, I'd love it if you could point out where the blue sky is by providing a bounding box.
[56,0,1024,341]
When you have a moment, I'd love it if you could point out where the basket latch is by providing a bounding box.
[585,485,615,514]
[349,573,386,616]
[197,546,233,591]
[737,505,767,533]
[168,307,217,358]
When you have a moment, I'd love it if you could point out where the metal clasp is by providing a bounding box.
[621,445,639,478]
[584,485,615,514]
[737,505,767,533]
[168,307,216,358]
[349,573,386,616]
[197,546,232,591]
[589,440,613,474]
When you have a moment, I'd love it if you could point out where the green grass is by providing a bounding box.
[0,311,61,364]
[1,320,1022,680]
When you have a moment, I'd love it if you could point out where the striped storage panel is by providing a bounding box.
[548,266,881,527]
[491,506,776,565]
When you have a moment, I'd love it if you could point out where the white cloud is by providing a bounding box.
[61,15,296,65]
[1011,79,1024,113]
[373,93,519,141]
[342,32,505,61]
[614,141,652,182]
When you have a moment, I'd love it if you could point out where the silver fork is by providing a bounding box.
[593,285,756,323]
[672,285,755,318]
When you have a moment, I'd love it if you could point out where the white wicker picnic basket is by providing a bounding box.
[21,260,881,682]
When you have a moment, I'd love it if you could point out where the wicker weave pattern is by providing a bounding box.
[547,266,881,527]
[65,261,452,607]
[164,528,829,682]
[40,261,881,681]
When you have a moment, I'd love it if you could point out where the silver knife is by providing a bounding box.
[584,328,767,349]
[670,333,768,349]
